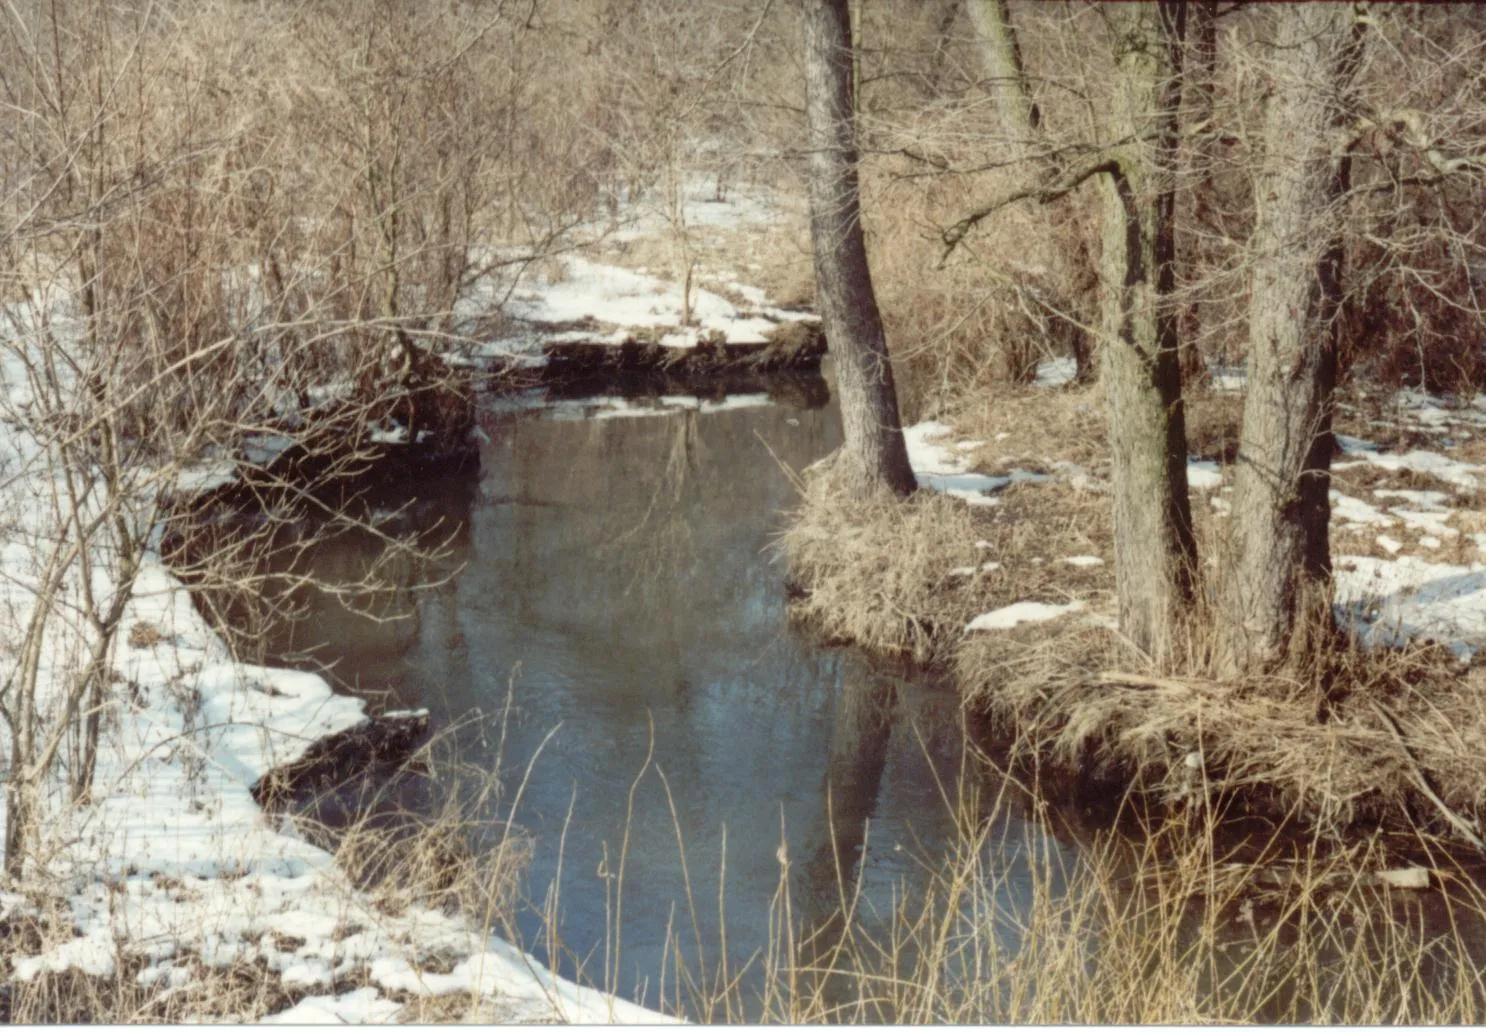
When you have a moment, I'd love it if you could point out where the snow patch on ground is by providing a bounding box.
[1187,460,1223,491]
[904,421,1047,504]
[1336,555,1486,659]
[0,355,670,1022]
[1338,448,1480,491]
[967,600,1086,632]
[471,253,810,360]
[1035,357,1077,388]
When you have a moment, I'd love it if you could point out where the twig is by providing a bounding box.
[1367,699,1486,851]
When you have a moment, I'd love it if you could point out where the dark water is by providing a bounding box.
[260,393,1069,1013]
[235,389,1486,1022]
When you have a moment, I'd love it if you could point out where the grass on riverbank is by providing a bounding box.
[604,753,1486,1024]
[779,383,1486,846]
[8,716,1486,1024]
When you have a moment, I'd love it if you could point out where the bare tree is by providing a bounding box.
[966,0,1041,148]
[803,0,917,498]
[939,2,1195,658]
[1217,4,1365,675]
[1095,1,1196,662]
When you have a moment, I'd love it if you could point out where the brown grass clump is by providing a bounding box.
[781,462,1002,662]
[1185,389,1246,463]
[947,382,1109,472]
[956,602,1486,841]
[780,456,1114,663]
[785,409,1486,844]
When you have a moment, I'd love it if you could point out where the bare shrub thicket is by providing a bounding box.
[851,1,1106,418]
[839,2,1486,413]
[0,0,631,880]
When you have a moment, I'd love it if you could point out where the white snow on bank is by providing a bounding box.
[495,255,807,351]
[1332,491,1396,527]
[949,561,1002,577]
[485,390,774,423]
[1035,356,1077,388]
[967,600,1086,632]
[1335,448,1480,491]
[903,421,1047,504]
[1208,363,1247,393]
[0,550,669,1022]
[0,368,668,1021]
[1187,460,1222,491]
[1336,555,1486,659]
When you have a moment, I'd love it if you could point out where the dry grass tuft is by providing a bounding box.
[786,419,1486,844]
[780,460,999,661]
[957,602,1486,840]
[1185,389,1246,462]
[948,382,1109,472]
[780,456,1113,663]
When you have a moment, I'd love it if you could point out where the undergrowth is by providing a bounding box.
[781,384,1486,848]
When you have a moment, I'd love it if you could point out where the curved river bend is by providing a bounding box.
[257,393,1068,1015]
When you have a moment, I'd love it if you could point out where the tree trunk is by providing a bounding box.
[967,0,1100,386]
[803,0,917,498]
[1178,0,1218,387]
[966,0,1041,143]
[1218,5,1363,675]
[1098,1,1196,662]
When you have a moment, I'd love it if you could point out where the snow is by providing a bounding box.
[949,561,1002,577]
[903,421,1047,503]
[1061,555,1105,568]
[492,255,807,351]
[1337,434,1381,455]
[1336,555,1486,658]
[1332,491,1395,527]
[1335,448,1480,491]
[1187,460,1223,491]
[261,988,402,1025]
[1392,508,1457,538]
[1373,488,1453,510]
[11,926,117,982]
[1035,356,1077,388]
[967,600,1086,632]
[1208,363,1247,392]
[0,334,669,1023]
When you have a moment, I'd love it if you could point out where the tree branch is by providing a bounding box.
[939,155,1119,264]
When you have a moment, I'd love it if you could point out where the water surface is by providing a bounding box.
[262,393,1069,1013]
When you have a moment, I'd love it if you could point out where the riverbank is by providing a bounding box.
[782,372,1486,846]
[0,413,672,1021]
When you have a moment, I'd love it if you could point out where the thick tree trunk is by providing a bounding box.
[803,0,917,498]
[1098,1,1196,662]
[1218,5,1362,675]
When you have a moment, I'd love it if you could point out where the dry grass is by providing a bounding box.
[783,416,1486,846]
[958,617,1486,837]
[628,749,1486,1024]
[779,454,1112,663]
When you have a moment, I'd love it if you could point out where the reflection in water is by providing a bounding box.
[261,398,1018,1016]
[241,396,1486,1022]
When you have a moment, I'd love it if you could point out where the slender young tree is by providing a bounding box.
[1218,4,1365,675]
[803,0,918,498]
